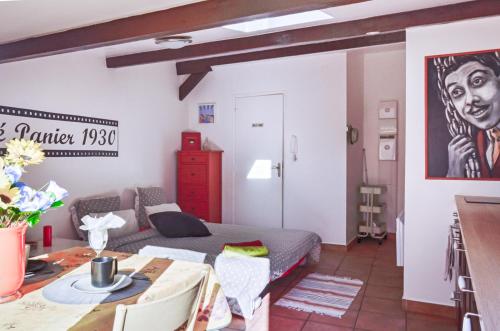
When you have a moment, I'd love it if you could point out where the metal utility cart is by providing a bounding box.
[357,185,388,245]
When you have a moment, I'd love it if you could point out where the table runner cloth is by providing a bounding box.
[0,247,231,331]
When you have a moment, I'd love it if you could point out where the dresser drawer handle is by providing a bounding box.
[462,313,484,331]
[191,157,196,161]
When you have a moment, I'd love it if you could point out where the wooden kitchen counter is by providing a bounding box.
[455,195,500,331]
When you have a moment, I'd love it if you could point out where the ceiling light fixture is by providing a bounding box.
[223,10,332,33]
[154,35,193,49]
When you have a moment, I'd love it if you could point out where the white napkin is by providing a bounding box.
[79,212,126,232]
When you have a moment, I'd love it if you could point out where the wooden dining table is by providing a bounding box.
[0,247,232,331]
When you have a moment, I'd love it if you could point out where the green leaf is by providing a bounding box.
[50,200,64,208]
[26,211,42,227]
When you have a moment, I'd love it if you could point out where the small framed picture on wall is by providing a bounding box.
[198,103,215,124]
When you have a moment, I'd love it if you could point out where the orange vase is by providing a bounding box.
[0,224,27,303]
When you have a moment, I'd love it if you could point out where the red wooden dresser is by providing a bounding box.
[177,150,222,223]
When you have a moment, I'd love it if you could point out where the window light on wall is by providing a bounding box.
[223,10,332,33]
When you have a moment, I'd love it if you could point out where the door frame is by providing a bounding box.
[232,91,286,228]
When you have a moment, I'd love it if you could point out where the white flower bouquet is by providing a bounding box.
[0,139,68,228]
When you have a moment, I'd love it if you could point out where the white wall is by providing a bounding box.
[0,49,187,240]
[404,16,500,306]
[346,52,364,243]
[185,53,348,244]
[363,48,406,233]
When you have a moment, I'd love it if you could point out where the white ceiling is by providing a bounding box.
[0,0,473,57]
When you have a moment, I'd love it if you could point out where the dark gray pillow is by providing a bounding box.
[136,187,167,229]
[71,195,121,240]
[150,212,211,238]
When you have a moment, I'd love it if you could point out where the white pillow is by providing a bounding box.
[144,203,182,229]
[90,209,139,239]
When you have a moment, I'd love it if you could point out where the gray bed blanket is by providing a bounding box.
[108,222,322,280]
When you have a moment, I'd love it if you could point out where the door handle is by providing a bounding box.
[272,162,281,178]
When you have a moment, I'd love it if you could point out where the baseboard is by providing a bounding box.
[402,299,456,319]
[322,233,395,253]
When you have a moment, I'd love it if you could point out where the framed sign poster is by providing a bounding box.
[0,105,119,157]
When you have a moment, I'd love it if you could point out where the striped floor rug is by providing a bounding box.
[274,273,363,318]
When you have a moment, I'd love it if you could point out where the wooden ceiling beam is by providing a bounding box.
[179,69,212,101]
[0,0,368,64]
[107,0,500,68]
[176,31,405,75]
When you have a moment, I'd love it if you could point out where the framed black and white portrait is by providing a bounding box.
[426,48,500,180]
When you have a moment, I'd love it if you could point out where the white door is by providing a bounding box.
[234,94,284,228]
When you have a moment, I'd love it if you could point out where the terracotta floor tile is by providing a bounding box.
[302,321,354,331]
[376,248,396,257]
[269,315,305,331]
[335,269,370,282]
[341,256,375,265]
[347,246,379,257]
[367,274,403,288]
[337,263,372,275]
[272,272,300,288]
[270,305,310,320]
[321,253,345,263]
[355,311,406,331]
[406,313,457,331]
[347,294,364,311]
[309,310,359,328]
[370,265,403,277]
[372,257,397,267]
[360,296,405,317]
[364,285,403,301]
[306,265,339,275]
[321,255,347,264]
[270,286,287,303]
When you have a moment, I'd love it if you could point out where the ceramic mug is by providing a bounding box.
[91,257,117,288]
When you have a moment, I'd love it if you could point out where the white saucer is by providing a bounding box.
[71,274,133,294]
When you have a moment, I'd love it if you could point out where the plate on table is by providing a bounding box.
[26,260,48,273]
[71,274,133,294]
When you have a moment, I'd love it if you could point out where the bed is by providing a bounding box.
[107,222,322,281]
[71,189,322,318]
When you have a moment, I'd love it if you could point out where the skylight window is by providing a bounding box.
[223,10,332,33]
